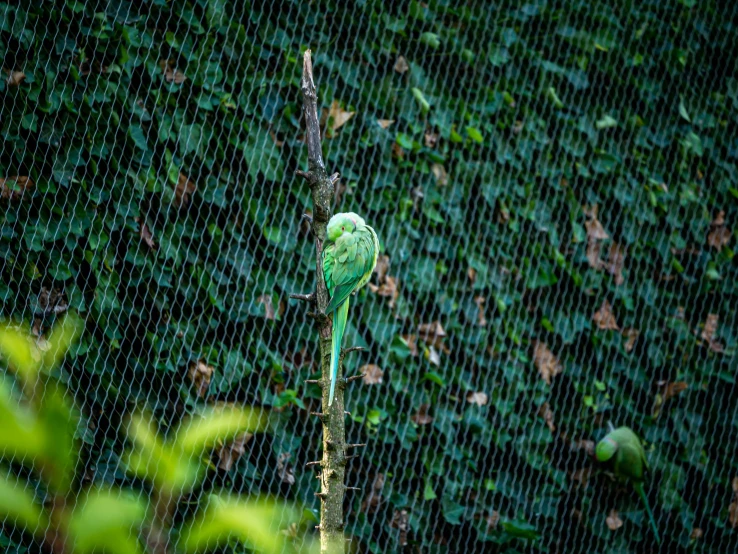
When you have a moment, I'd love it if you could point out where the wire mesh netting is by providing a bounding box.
[1,0,738,553]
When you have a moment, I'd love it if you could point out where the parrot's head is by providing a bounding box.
[327,212,364,241]
[595,436,619,462]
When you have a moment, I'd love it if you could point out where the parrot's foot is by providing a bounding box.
[300,212,313,225]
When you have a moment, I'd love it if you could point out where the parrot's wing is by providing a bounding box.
[324,231,376,313]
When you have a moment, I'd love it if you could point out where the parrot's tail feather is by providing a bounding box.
[328,300,349,407]
[635,482,660,544]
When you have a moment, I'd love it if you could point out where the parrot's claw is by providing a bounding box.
[301,213,313,225]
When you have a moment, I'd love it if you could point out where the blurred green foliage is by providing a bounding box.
[0,317,314,553]
[0,0,736,552]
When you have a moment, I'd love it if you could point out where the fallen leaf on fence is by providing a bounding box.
[217,432,252,471]
[593,300,619,330]
[5,70,25,86]
[361,364,384,385]
[277,452,295,485]
[394,56,409,73]
[136,218,156,249]
[474,296,488,327]
[707,211,731,251]
[175,173,196,207]
[539,402,556,432]
[158,59,187,84]
[418,321,449,352]
[401,335,418,357]
[377,119,395,129]
[411,404,433,425]
[361,473,385,513]
[700,313,724,352]
[188,360,213,398]
[533,341,562,385]
[622,328,639,352]
[368,275,399,308]
[257,294,276,320]
[0,176,34,200]
[431,163,449,186]
[328,100,354,132]
[467,392,488,406]
[729,477,738,528]
[606,509,623,530]
[607,242,626,285]
[390,509,409,546]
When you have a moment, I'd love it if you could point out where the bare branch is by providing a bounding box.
[290,292,316,303]
[346,374,365,383]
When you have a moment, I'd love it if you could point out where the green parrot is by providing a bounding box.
[596,426,660,544]
[322,212,379,406]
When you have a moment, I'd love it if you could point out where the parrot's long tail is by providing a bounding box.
[634,482,660,544]
[328,299,350,406]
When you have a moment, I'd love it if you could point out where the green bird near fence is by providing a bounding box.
[322,212,379,407]
[596,426,661,544]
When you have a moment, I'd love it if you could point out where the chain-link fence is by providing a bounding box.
[1,1,737,552]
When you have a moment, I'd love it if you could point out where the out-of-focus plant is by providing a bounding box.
[0,315,317,554]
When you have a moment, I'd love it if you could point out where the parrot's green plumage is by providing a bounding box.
[322,212,379,406]
[596,426,660,544]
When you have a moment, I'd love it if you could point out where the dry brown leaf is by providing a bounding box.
[607,242,626,285]
[730,477,738,528]
[701,313,724,352]
[431,163,449,186]
[606,509,623,531]
[377,119,395,129]
[411,403,433,425]
[374,255,390,281]
[136,218,156,249]
[401,334,418,357]
[361,364,384,385]
[394,56,409,73]
[573,439,595,457]
[424,130,439,148]
[664,381,688,402]
[708,226,731,250]
[467,267,477,284]
[328,100,355,132]
[6,70,25,86]
[158,59,187,84]
[391,142,405,160]
[35,287,68,315]
[0,176,34,200]
[593,300,619,330]
[418,321,448,350]
[585,205,609,269]
[277,452,295,485]
[708,212,731,251]
[188,360,213,398]
[533,340,562,385]
[367,275,399,308]
[539,402,556,432]
[467,391,488,406]
[427,345,441,367]
[390,509,409,546]
[175,173,196,207]
[622,328,639,352]
[217,432,252,471]
[257,294,276,320]
[361,473,385,514]
[486,511,500,532]
[474,295,488,327]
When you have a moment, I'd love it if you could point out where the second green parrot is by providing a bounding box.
[322,212,379,406]
[596,426,660,544]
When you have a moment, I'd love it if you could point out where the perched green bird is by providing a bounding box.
[322,212,379,406]
[596,426,660,544]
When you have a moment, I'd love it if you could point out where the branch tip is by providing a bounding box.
[346,374,365,384]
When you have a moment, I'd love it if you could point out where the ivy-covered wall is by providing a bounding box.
[1,0,737,552]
